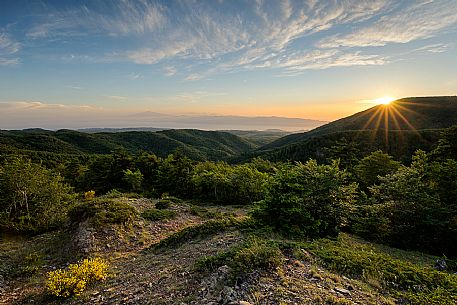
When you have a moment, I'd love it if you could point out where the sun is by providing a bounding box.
[374,96,396,105]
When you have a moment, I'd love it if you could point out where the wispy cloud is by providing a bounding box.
[102,95,128,101]
[0,101,99,111]
[9,0,457,77]
[26,1,166,39]
[317,1,457,48]
[163,66,177,76]
[0,31,20,65]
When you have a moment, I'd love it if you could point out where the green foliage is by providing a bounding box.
[230,238,283,275]
[123,168,143,191]
[253,160,358,238]
[325,137,360,170]
[0,157,73,232]
[0,128,257,161]
[154,150,194,197]
[192,161,269,204]
[195,237,283,278]
[300,234,457,304]
[68,199,136,228]
[353,150,457,256]
[431,124,457,161]
[149,218,241,251]
[141,208,177,221]
[354,150,401,189]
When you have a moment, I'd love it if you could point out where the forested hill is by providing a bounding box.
[0,129,257,161]
[248,96,457,162]
[261,96,457,151]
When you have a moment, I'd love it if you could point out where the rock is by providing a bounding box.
[218,286,238,304]
[334,287,351,295]
[434,258,447,271]
[292,260,305,268]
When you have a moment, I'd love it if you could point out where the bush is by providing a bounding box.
[252,160,358,238]
[191,162,269,205]
[68,199,136,227]
[155,199,171,209]
[84,190,95,201]
[230,238,283,275]
[302,234,457,303]
[196,238,283,278]
[46,257,108,297]
[353,150,457,256]
[141,208,177,221]
[0,157,73,232]
[354,150,400,189]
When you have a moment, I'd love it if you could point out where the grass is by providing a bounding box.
[281,233,457,304]
[141,208,177,221]
[195,236,283,279]
[68,198,136,228]
[148,217,242,251]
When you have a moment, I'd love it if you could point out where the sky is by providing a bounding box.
[0,0,457,130]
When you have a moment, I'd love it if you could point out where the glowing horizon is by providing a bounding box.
[1,1,457,129]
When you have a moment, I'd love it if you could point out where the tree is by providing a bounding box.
[325,137,360,170]
[431,125,457,161]
[0,157,72,232]
[154,150,194,197]
[123,169,143,192]
[355,150,457,255]
[354,150,401,189]
[253,160,358,238]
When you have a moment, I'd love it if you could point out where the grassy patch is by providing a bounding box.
[195,237,283,279]
[289,234,457,304]
[141,208,177,221]
[148,217,241,251]
[68,199,136,228]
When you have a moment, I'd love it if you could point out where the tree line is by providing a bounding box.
[1,125,456,257]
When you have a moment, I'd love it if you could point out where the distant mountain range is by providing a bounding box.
[1,96,456,163]
[126,112,327,131]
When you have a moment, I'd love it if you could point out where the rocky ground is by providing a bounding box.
[0,197,445,304]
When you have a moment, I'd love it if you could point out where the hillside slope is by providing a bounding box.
[253,96,457,162]
[0,129,257,161]
[2,197,454,305]
[262,96,457,151]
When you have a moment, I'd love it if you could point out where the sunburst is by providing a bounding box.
[374,96,396,105]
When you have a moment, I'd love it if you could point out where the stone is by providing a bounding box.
[334,287,351,295]
[434,258,447,271]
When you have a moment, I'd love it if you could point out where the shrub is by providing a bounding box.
[141,208,177,221]
[252,160,358,238]
[354,150,401,189]
[302,235,457,303]
[68,199,136,227]
[84,190,95,201]
[104,189,123,198]
[354,150,457,256]
[46,257,108,297]
[191,161,269,205]
[230,239,283,275]
[0,157,73,232]
[195,238,283,278]
[155,199,171,209]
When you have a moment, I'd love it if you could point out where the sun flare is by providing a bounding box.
[375,96,396,105]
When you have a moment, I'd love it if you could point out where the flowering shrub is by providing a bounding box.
[46,258,108,297]
[84,190,96,201]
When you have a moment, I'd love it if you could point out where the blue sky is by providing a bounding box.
[1,0,457,129]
